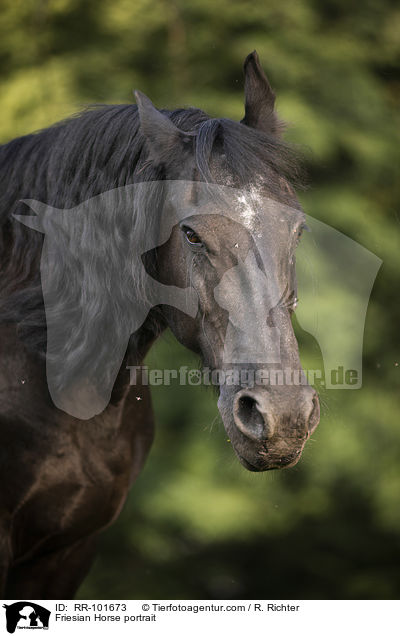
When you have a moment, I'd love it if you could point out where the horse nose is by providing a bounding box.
[233,386,319,441]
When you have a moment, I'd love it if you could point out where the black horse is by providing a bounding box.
[0,52,319,598]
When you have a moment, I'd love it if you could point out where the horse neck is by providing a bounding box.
[109,310,165,406]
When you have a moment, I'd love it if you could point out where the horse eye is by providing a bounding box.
[294,223,308,245]
[183,227,203,246]
[299,222,309,238]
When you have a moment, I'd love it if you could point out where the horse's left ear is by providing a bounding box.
[241,51,282,136]
[134,90,194,163]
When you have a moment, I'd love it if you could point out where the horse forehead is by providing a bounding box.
[180,196,302,243]
[179,182,303,228]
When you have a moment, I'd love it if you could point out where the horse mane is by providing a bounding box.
[0,101,302,373]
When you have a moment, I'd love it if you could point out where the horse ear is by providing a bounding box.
[241,51,281,135]
[134,90,193,162]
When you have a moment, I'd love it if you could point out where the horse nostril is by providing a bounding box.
[234,394,266,440]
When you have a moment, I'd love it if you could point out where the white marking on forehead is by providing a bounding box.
[235,186,264,229]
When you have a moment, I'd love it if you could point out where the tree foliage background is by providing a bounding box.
[0,0,399,599]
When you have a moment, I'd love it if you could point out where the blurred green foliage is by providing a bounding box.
[0,0,399,599]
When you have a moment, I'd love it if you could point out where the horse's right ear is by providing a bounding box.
[134,90,194,163]
[241,51,282,136]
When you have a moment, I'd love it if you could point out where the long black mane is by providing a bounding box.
[0,102,302,358]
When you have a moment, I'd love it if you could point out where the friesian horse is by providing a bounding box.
[0,52,319,598]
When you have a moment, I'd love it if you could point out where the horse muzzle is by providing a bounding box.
[218,384,320,472]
